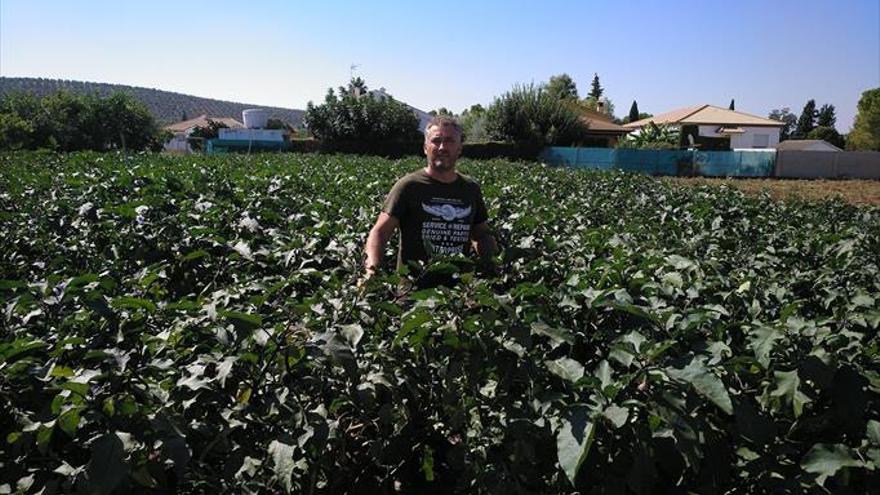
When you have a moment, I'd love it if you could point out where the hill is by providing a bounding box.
[0,77,304,126]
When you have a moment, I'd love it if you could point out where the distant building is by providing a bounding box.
[775,139,842,152]
[578,106,631,147]
[624,105,784,150]
[205,109,288,154]
[163,114,243,153]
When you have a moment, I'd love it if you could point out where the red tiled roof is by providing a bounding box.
[579,108,630,134]
[624,105,783,128]
[164,114,244,132]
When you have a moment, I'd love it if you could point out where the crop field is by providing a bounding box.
[1,151,879,494]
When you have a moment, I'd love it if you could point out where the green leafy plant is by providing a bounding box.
[1,151,878,493]
[303,79,421,147]
[0,90,160,152]
[618,121,681,149]
[486,83,587,147]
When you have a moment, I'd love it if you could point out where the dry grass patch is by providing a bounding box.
[663,177,880,206]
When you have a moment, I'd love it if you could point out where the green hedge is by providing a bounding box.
[286,139,541,161]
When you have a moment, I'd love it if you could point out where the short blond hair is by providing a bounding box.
[424,116,464,141]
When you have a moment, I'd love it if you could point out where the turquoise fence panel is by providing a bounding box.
[539,147,579,165]
[735,150,776,176]
[206,138,287,154]
[612,149,651,173]
[695,150,736,176]
[694,150,775,177]
[656,150,690,176]
[541,146,778,177]
[577,148,615,170]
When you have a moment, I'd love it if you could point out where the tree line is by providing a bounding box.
[305,73,646,150]
[0,91,167,152]
[304,75,880,152]
[2,77,878,153]
[768,100,844,148]
[0,77,304,126]
[769,89,880,150]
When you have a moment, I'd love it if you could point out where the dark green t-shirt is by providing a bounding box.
[382,169,489,269]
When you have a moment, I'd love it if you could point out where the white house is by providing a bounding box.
[623,105,784,150]
[163,114,244,152]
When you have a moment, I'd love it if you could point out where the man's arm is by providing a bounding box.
[364,212,400,276]
[470,222,498,260]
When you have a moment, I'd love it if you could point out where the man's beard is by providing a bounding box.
[431,157,454,171]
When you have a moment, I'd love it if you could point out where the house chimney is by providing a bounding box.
[596,99,606,114]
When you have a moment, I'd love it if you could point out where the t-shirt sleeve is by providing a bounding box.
[472,185,489,225]
[381,179,408,219]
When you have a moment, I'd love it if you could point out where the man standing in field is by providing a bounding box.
[364,116,497,281]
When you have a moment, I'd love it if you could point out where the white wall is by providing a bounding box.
[218,128,285,142]
[164,132,191,152]
[697,125,780,149]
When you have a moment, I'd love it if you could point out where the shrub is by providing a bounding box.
[0,90,160,152]
[847,88,880,151]
[617,122,680,149]
[303,82,421,147]
[187,119,229,151]
[485,84,587,147]
[806,126,846,149]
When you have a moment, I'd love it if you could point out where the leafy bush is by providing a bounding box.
[617,122,681,149]
[303,81,421,147]
[1,152,879,493]
[769,108,798,141]
[847,88,880,151]
[485,83,588,147]
[461,104,489,143]
[187,119,230,151]
[0,90,161,152]
[806,126,846,149]
[0,111,32,150]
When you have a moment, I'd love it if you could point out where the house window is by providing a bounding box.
[752,134,769,148]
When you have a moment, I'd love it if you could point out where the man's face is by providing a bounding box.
[424,124,462,172]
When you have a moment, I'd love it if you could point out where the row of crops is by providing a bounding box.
[1,151,879,493]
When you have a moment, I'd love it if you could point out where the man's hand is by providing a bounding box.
[470,222,498,258]
[364,212,400,277]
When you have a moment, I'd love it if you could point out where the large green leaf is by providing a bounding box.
[268,440,297,493]
[667,357,733,415]
[110,296,156,313]
[770,370,811,418]
[867,420,880,446]
[87,433,128,495]
[531,321,574,347]
[546,357,585,383]
[338,323,364,348]
[556,405,596,485]
[747,325,783,368]
[801,443,865,486]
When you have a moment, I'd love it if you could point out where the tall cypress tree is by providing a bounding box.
[728,99,735,110]
[628,100,640,123]
[794,99,817,139]
[817,104,836,128]
[589,73,603,100]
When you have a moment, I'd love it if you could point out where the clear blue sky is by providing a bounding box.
[1,0,877,131]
